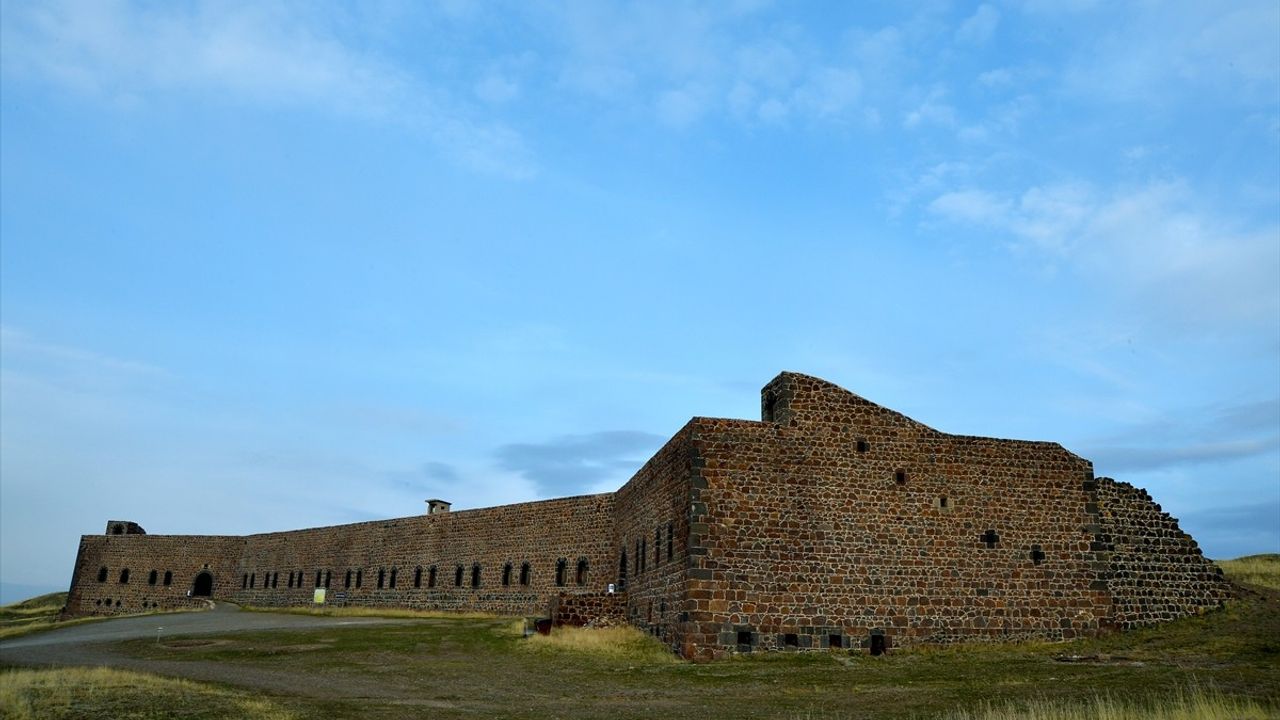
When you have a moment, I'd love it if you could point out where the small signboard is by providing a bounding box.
[313,588,326,604]
[333,592,347,605]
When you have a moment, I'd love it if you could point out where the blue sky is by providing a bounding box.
[1,0,1277,604]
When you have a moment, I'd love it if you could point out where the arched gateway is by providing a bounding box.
[192,571,213,597]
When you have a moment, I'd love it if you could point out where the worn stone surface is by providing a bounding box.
[61,372,1231,659]
[551,591,627,627]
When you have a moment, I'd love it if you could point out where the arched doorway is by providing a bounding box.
[192,571,214,597]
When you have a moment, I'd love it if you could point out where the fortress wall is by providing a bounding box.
[1094,477,1232,628]
[65,494,617,618]
[612,423,696,650]
[228,493,617,615]
[684,373,1103,659]
[63,534,241,617]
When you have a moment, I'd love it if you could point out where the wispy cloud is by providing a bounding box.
[0,0,533,177]
[494,430,665,497]
[1057,1,1280,104]
[927,180,1280,334]
[955,4,1000,46]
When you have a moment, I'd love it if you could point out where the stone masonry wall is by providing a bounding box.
[67,494,617,618]
[612,423,695,650]
[682,373,1106,660]
[1094,477,1232,628]
[62,371,1232,662]
[551,591,627,627]
[64,533,241,617]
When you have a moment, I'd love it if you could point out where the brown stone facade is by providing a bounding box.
[63,372,1231,659]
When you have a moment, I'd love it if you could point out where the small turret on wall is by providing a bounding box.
[105,521,146,535]
[426,499,451,515]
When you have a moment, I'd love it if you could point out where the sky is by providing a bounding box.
[1,0,1277,604]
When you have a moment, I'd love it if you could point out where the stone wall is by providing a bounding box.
[684,373,1106,660]
[64,533,241,617]
[61,371,1233,661]
[1094,477,1232,628]
[612,423,695,650]
[550,591,627,627]
[67,494,617,618]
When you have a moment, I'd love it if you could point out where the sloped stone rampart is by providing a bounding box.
[1094,477,1232,628]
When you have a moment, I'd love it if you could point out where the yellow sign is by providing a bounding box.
[313,588,326,604]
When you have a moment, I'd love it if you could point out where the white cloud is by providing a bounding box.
[0,0,534,178]
[1060,1,1280,104]
[903,87,955,129]
[475,73,519,104]
[656,85,709,128]
[928,189,1010,225]
[956,4,1000,45]
[928,180,1280,333]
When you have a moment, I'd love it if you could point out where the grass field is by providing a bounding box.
[0,667,297,720]
[1217,554,1280,591]
[0,593,66,640]
[2,558,1278,719]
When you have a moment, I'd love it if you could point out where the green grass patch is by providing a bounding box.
[0,592,67,640]
[1218,553,1280,591]
[0,667,297,719]
[936,685,1276,720]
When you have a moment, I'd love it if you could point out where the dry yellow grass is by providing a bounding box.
[0,667,297,720]
[523,624,679,664]
[936,687,1276,720]
[1217,554,1280,591]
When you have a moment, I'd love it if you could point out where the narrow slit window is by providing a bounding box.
[576,558,588,586]
[356,570,363,588]
[324,570,331,588]
[555,558,567,587]
[667,523,674,561]
[471,564,481,588]
[414,566,422,588]
[148,570,158,585]
[502,563,512,586]
[389,568,397,588]
[98,567,108,583]
[345,570,352,589]
[377,569,385,589]
[428,566,437,588]
[454,565,463,587]
[519,562,530,586]
[163,571,172,586]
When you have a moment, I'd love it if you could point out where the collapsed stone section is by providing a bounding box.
[61,371,1234,659]
[1093,477,1232,628]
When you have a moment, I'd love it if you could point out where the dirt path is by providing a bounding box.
[0,603,433,706]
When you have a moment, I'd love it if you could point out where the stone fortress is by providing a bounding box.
[63,372,1232,660]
